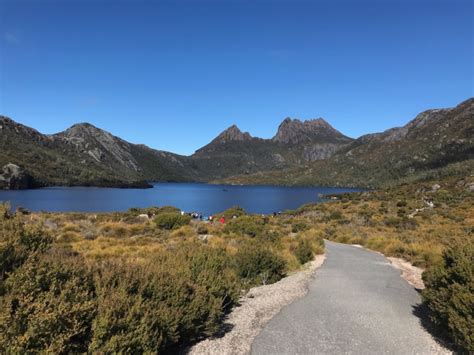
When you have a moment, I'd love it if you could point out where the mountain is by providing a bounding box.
[208,125,253,144]
[0,98,472,189]
[222,98,474,188]
[191,118,353,180]
[0,117,198,188]
[53,122,200,182]
[272,118,353,161]
[0,115,353,188]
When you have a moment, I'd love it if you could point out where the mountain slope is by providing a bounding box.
[221,98,474,188]
[192,118,353,180]
[54,123,200,182]
[0,117,197,187]
[1,98,472,189]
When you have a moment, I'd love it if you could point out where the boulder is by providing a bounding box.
[0,163,35,189]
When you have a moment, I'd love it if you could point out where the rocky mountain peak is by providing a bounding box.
[272,117,351,145]
[55,122,139,171]
[60,122,110,139]
[213,125,253,144]
[0,115,45,140]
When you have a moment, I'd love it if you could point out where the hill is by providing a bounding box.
[221,98,474,188]
[0,117,197,188]
[0,98,472,189]
[0,115,353,188]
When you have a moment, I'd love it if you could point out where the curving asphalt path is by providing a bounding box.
[251,241,445,354]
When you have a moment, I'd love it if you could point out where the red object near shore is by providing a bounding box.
[219,217,225,224]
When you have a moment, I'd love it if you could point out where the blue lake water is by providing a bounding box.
[0,183,361,215]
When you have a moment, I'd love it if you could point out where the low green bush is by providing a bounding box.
[0,204,52,294]
[91,261,226,352]
[422,240,474,352]
[89,245,240,353]
[219,206,247,220]
[234,245,285,285]
[154,213,191,230]
[293,238,314,264]
[197,224,209,235]
[383,216,418,230]
[0,212,241,354]
[225,215,265,238]
[0,249,96,353]
[328,211,343,220]
[396,200,407,207]
[291,222,309,233]
[129,206,181,216]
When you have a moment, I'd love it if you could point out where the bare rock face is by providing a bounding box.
[272,118,352,145]
[303,143,342,161]
[212,125,253,144]
[0,163,35,189]
[55,123,139,172]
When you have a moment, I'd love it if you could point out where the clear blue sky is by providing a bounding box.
[1,0,472,155]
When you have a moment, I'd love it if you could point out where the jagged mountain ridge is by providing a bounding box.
[272,117,351,145]
[1,98,472,189]
[1,114,349,187]
[192,117,354,180]
[0,117,198,187]
[222,98,474,188]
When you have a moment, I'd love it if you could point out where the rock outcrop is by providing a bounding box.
[55,123,140,172]
[0,163,35,189]
[1,98,472,188]
[272,118,352,145]
[212,125,253,144]
[224,97,474,187]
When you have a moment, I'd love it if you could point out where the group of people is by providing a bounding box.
[179,210,284,224]
[208,215,227,224]
[180,211,228,224]
[176,208,287,228]
[182,211,204,220]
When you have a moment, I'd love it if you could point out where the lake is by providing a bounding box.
[0,183,361,215]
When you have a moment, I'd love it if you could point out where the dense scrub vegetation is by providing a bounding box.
[286,176,473,268]
[0,204,323,353]
[422,240,474,352]
[284,176,473,350]
[0,175,472,352]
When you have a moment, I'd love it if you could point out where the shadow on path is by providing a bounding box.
[411,290,456,353]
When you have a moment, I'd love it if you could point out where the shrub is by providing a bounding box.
[293,238,314,264]
[197,224,209,235]
[291,222,309,233]
[225,215,265,238]
[397,208,406,217]
[186,246,240,312]
[130,206,181,216]
[218,206,247,220]
[234,245,286,285]
[328,211,343,220]
[57,231,82,243]
[383,216,418,230]
[384,217,400,227]
[90,247,239,353]
[422,240,474,352]
[396,200,407,207]
[260,229,282,243]
[100,223,129,238]
[155,206,182,215]
[154,213,191,230]
[0,204,52,291]
[0,249,96,353]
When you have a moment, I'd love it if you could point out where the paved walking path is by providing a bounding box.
[251,241,447,354]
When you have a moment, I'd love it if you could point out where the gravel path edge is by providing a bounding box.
[187,254,326,355]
